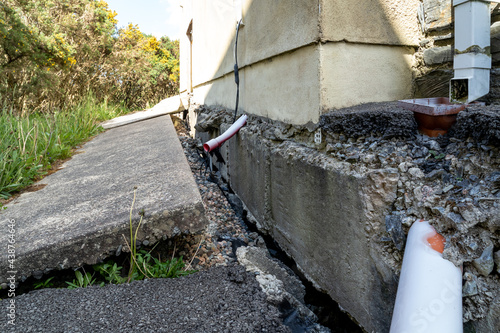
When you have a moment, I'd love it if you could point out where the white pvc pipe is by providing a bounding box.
[390,220,462,333]
[203,114,247,152]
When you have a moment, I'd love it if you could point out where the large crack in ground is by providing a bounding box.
[173,116,364,332]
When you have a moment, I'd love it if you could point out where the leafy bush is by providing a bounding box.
[1,0,179,115]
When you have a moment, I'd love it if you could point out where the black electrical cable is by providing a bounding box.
[233,19,242,123]
[200,20,243,177]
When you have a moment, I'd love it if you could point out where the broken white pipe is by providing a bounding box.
[203,114,247,152]
[390,220,462,333]
[450,0,500,103]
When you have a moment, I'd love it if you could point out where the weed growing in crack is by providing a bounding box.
[93,262,126,284]
[134,249,194,280]
[121,187,196,282]
[125,186,144,281]
[66,270,103,289]
[429,150,446,160]
[33,277,55,290]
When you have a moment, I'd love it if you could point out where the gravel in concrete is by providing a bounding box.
[319,102,418,139]
[449,105,500,145]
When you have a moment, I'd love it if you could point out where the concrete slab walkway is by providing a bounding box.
[0,114,207,285]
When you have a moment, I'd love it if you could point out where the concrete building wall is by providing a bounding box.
[179,0,192,94]
[319,42,414,111]
[181,0,420,125]
[219,122,402,333]
[195,45,321,124]
[320,0,421,46]
[179,0,423,331]
[190,1,235,86]
[193,104,500,333]
[182,0,321,88]
[181,2,500,332]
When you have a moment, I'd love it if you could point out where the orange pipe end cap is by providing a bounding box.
[427,232,446,253]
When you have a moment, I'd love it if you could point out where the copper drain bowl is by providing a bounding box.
[412,113,458,137]
[398,97,483,137]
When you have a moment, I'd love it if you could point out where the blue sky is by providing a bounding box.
[105,0,181,40]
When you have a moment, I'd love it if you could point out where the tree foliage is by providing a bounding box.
[0,0,179,115]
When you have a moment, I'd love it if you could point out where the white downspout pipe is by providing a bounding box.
[450,0,500,103]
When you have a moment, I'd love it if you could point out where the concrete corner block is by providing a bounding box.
[229,137,399,332]
[320,43,413,110]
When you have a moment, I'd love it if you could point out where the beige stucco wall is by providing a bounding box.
[192,74,236,110]
[319,43,415,110]
[190,1,235,86]
[185,0,321,88]
[181,0,421,124]
[238,0,320,66]
[320,0,421,46]
[179,0,192,94]
[193,45,321,125]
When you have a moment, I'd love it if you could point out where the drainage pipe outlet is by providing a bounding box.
[203,114,247,152]
[450,0,500,103]
[390,220,462,333]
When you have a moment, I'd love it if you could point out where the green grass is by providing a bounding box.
[93,250,194,286]
[27,249,195,292]
[66,270,103,289]
[0,96,130,199]
[124,188,196,283]
[132,250,194,280]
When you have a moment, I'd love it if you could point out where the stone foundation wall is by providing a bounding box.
[191,103,500,333]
